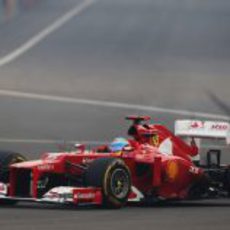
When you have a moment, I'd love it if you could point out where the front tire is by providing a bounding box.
[0,151,27,205]
[84,158,131,208]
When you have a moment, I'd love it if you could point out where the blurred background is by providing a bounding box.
[1,0,39,21]
[0,0,230,159]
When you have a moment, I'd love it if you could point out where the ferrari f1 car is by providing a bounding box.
[0,116,230,208]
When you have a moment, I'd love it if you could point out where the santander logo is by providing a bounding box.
[190,121,204,129]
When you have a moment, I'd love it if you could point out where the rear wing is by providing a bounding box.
[175,120,230,144]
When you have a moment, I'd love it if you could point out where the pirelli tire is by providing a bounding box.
[85,158,131,208]
[225,168,230,197]
[0,151,27,205]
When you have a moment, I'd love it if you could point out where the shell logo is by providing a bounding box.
[166,161,179,182]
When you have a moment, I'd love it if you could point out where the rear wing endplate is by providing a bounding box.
[175,120,230,144]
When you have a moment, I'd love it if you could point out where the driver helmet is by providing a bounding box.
[109,137,129,152]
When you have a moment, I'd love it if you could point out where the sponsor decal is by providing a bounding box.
[43,188,74,202]
[152,134,160,147]
[82,158,94,164]
[37,164,54,171]
[166,161,179,181]
[44,191,60,199]
[211,124,229,130]
[190,121,204,129]
[189,166,200,175]
[75,192,95,200]
[44,153,64,160]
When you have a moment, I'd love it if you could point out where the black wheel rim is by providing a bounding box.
[110,168,130,199]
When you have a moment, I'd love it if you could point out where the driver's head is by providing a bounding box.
[109,137,129,153]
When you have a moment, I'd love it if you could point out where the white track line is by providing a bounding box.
[0,138,228,149]
[0,0,96,67]
[0,0,227,121]
[0,89,229,120]
[0,138,105,145]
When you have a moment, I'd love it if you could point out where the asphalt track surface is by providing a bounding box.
[0,0,230,229]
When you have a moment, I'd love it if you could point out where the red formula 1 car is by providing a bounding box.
[0,116,230,208]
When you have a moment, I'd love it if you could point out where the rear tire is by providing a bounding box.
[0,151,27,205]
[225,168,230,197]
[84,158,131,208]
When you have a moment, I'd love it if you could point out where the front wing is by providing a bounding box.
[0,182,144,206]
